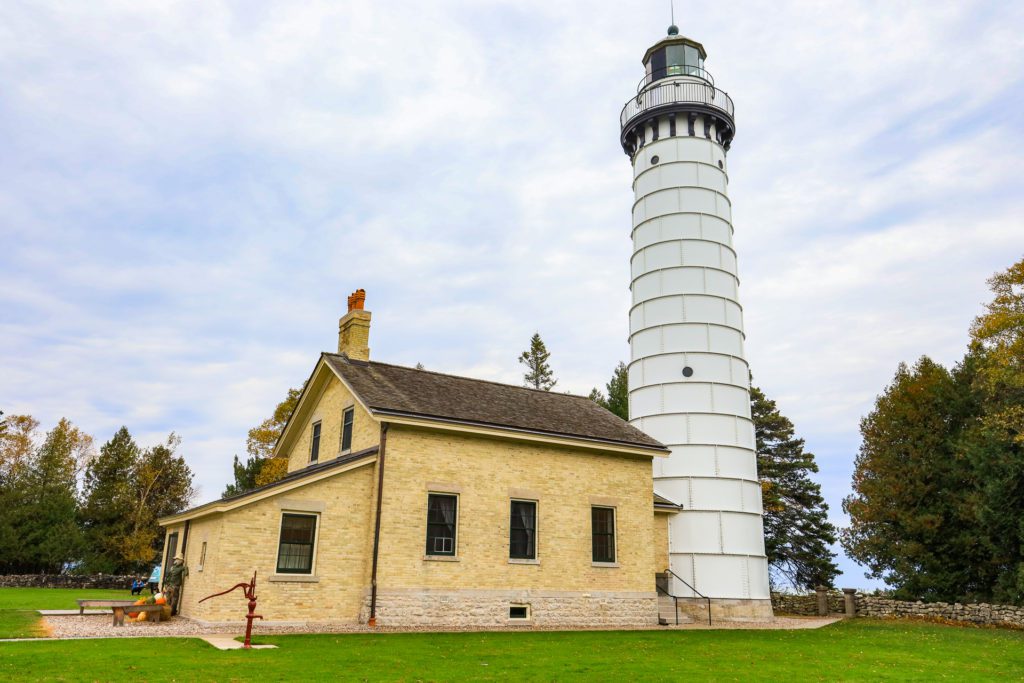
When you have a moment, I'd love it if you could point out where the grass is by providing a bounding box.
[0,613,1020,681]
[0,587,135,640]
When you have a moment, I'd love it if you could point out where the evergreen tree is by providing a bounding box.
[518,333,557,391]
[224,386,302,496]
[589,362,629,420]
[81,427,141,573]
[223,454,263,497]
[841,357,991,601]
[19,419,86,573]
[751,385,839,589]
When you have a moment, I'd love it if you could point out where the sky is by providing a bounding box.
[2,1,1023,590]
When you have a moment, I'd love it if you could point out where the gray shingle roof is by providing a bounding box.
[323,353,666,451]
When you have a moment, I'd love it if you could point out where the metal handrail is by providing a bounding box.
[655,580,679,625]
[664,567,712,626]
[637,65,715,91]
[620,80,735,131]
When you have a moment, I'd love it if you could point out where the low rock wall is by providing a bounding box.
[0,574,138,590]
[771,591,844,615]
[856,596,1024,627]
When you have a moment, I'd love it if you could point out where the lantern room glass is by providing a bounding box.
[646,44,706,84]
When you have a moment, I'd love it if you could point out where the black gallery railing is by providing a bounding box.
[620,80,735,130]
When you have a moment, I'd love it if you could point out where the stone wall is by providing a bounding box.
[0,574,137,589]
[856,596,1024,628]
[771,590,843,615]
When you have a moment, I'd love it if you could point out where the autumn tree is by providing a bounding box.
[0,414,39,483]
[120,434,195,569]
[589,362,629,420]
[518,333,557,391]
[966,257,1024,603]
[224,386,302,496]
[751,385,839,589]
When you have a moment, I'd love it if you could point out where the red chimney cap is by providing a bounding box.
[347,289,366,312]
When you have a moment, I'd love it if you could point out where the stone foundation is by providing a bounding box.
[674,597,774,623]
[362,589,659,628]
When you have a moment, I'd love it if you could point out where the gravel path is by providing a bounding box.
[42,614,840,640]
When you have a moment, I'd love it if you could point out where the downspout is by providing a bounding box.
[179,520,190,612]
[368,422,388,626]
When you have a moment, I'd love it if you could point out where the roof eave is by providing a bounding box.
[372,409,669,456]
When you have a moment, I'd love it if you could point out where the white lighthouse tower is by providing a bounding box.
[620,26,772,619]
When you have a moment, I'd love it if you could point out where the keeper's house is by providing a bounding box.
[159,292,677,628]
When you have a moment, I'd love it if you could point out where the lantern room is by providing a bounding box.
[641,31,711,87]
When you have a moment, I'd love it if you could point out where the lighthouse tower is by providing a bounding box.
[620,27,772,619]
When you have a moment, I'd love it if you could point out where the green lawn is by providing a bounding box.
[0,587,135,639]
[0,616,1022,681]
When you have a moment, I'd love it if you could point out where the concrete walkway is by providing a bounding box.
[200,635,277,650]
[37,609,106,616]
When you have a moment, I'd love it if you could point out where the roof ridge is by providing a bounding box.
[323,352,596,401]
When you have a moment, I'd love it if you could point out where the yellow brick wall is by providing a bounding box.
[172,461,377,623]
[375,426,656,593]
[286,375,379,474]
[653,512,670,573]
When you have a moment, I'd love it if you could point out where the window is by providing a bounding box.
[341,407,354,452]
[310,422,321,462]
[509,500,537,560]
[276,513,317,574]
[425,494,457,556]
[509,604,530,619]
[198,541,207,571]
[591,507,616,563]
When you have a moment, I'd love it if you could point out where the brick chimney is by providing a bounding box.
[338,288,371,361]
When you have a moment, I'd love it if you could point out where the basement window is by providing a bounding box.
[509,604,530,620]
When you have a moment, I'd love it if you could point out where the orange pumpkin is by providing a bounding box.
[128,597,146,618]
[154,596,167,605]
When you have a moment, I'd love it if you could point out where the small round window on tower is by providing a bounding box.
[718,160,724,169]
[650,155,660,165]
[682,366,694,377]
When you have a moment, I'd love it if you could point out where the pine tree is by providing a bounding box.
[751,385,839,589]
[518,333,557,391]
[81,427,141,573]
[20,419,86,573]
[589,362,629,420]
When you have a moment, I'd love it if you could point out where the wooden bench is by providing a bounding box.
[76,599,166,627]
